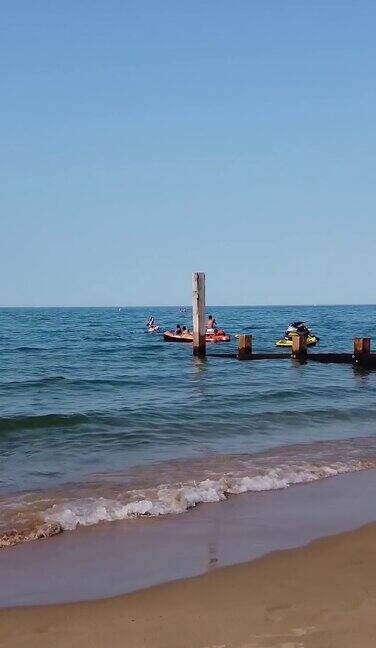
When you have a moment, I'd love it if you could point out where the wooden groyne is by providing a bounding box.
[191,272,376,369]
[209,346,376,369]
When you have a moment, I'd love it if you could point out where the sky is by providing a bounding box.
[1,1,376,306]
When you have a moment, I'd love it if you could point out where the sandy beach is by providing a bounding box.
[1,521,375,648]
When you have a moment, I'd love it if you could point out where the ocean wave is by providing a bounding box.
[0,376,135,389]
[0,376,66,387]
[2,436,376,548]
[0,413,90,432]
[42,459,369,532]
[14,346,44,352]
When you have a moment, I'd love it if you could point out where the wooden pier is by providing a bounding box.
[191,272,376,369]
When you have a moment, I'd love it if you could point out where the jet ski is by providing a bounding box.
[275,321,319,348]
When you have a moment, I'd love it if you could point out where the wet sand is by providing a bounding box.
[1,468,376,607]
[1,521,376,647]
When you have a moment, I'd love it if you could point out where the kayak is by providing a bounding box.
[163,331,231,343]
[275,335,319,348]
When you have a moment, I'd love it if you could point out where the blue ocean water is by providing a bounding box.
[1,305,376,540]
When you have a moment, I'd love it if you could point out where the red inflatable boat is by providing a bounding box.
[163,331,231,343]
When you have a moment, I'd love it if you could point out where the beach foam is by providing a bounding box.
[42,459,367,531]
[2,436,376,548]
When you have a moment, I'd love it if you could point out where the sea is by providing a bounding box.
[1,305,376,546]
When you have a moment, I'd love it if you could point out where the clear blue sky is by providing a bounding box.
[1,1,375,306]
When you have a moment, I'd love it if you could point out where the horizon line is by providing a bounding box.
[1,303,376,309]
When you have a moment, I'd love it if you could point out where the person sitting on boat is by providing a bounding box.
[206,315,217,333]
[175,324,183,335]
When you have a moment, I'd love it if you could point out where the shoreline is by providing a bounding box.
[4,435,375,547]
[1,467,376,607]
[1,522,376,647]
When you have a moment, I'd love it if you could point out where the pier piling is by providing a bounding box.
[192,272,206,357]
[238,334,252,360]
[291,334,307,360]
[353,337,371,364]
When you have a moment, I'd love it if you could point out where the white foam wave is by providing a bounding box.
[42,460,365,531]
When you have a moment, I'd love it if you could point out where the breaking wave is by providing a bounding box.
[2,437,376,548]
[41,459,369,531]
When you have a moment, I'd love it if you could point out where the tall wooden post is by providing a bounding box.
[192,272,206,357]
[353,337,371,362]
[238,334,252,360]
[291,333,307,360]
